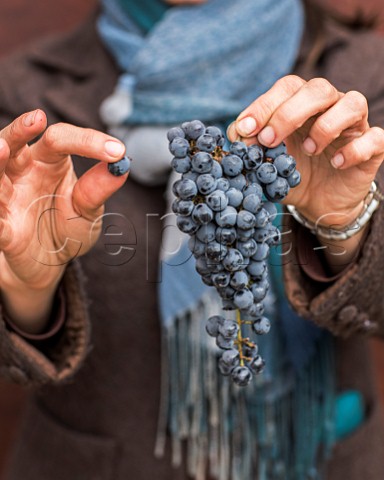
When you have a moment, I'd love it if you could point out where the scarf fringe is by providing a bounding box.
[155,292,336,480]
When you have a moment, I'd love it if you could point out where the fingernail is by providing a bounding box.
[303,137,317,155]
[105,140,125,158]
[23,111,37,127]
[331,153,344,169]
[237,117,257,136]
[108,156,131,176]
[258,126,275,146]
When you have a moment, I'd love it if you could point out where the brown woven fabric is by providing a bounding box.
[1,7,384,480]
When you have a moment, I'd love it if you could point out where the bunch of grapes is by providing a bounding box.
[169,120,301,387]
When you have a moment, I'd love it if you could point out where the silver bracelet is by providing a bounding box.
[286,181,383,241]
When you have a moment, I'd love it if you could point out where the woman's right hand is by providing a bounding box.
[0,110,129,331]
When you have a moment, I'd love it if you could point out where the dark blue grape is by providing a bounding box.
[188,236,206,257]
[196,222,217,243]
[252,317,271,335]
[226,187,243,208]
[228,174,247,191]
[184,120,206,140]
[176,216,199,234]
[256,163,278,184]
[175,178,198,200]
[230,270,250,290]
[221,349,240,367]
[247,260,266,279]
[219,320,239,339]
[206,126,225,147]
[221,154,244,177]
[287,169,301,188]
[206,190,228,212]
[206,242,228,262]
[169,137,190,158]
[274,153,296,177]
[234,288,254,309]
[231,366,252,387]
[216,178,230,192]
[215,207,238,228]
[196,174,217,195]
[206,315,225,337]
[216,227,237,245]
[196,134,216,152]
[242,194,261,214]
[249,355,265,374]
[191,152,213,173]
[210,160,223,179]
[212,272,231,288]
[216,334,234,350]
[171,156,191,174]
[223,248,244,272]
[229,141,248,158]
[172,199,194,216]
[167,126,185,142]
[265,177,289,201]
[264,142,287,160]
[237,210,256,230]
[237,238,257,258]
[192,203,214,225]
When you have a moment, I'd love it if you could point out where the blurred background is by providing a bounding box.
[0,0,383,478]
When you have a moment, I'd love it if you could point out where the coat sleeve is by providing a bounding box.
[0,261,91,386]
[286,21,384,337]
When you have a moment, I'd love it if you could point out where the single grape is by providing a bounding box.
[265,177,289,201]
[230,270,250,291]
[171,156,191,174]
[273,153,296,177]
[221,154,244,177]
[226,187,244,208]
[206,125,225,147]
[252,317,271,335]
[176,216,199,234]
[167,126,185,142]
[287,169,301,188]
[223,248,244,272]
[264,142,287,160]
[196,134,216,152]
[169,137,190,158]
[184,119,206,140]
[215,206,238,228]
[191,151,213,173]
[192,203,214,225]
[196,174,217,195]
[206,315,225,337]
[233,288,254,310]
[231,366,253,387]
[206,190,228,212]
[256,163,278,184]
[229,141,248,158]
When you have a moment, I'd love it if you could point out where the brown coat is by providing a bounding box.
[1,7,384,480]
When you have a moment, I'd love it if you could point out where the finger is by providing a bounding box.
[32,123,126,165]
[72,161,129,221]
[0,175,13,206]
[0,219,13,249]
[256,77,341,148]
[227,75,306,141]
[330,126,384,170]
[0,110,47,175]
[303,90,368,155]
[0,138,10,177]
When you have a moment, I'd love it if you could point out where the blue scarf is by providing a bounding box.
[97,2,339,479]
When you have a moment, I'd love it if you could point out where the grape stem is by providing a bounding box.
[235,310,245,367]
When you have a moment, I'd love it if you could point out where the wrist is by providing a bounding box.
[0,270,65,334]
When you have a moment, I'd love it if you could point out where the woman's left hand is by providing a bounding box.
[227,75,384,228]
